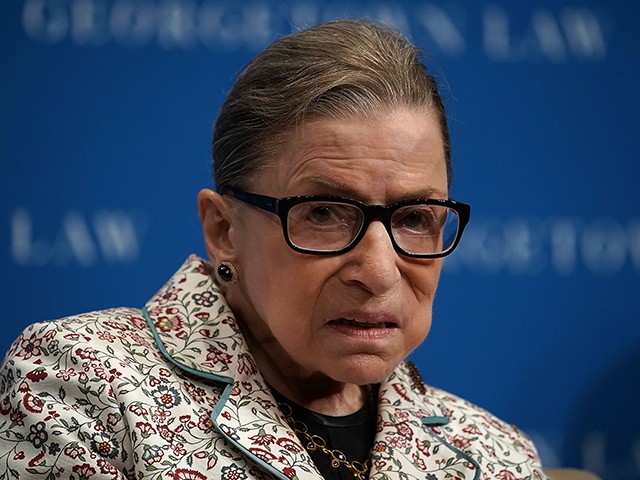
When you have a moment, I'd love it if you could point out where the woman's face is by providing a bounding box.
[227,107,448,387]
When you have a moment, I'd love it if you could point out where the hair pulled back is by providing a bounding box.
[213,19,451,191]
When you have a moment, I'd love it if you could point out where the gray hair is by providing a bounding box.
[213,19,452,191]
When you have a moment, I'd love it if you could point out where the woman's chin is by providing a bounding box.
[328,354,398,386]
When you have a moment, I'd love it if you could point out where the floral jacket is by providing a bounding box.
[0,256,546,480]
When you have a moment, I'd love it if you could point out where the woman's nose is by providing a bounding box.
[341,221,401,295]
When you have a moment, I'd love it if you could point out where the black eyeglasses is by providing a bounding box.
[220,187,470,258]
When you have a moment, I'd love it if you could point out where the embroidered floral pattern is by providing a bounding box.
[0,256,547,480]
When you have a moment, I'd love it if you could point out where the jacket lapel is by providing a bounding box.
[371,363,481,479]
[211,359,326,480]
[142,255,244,384]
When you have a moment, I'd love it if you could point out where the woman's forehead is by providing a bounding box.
[257,108,448,199]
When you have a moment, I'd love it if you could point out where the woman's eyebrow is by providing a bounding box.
[293,176,355,195]
[293,176,449,200]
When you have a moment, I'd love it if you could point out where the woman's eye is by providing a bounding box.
[308,205,335,224]
[299,203,359,227]
[394,207,439,233]
[402,211,428,228]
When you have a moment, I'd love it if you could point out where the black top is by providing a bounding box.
[272,388,377,480]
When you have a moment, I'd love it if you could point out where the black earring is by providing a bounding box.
[217,262,238,285]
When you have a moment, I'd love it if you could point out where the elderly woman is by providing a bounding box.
[0,20,545,480]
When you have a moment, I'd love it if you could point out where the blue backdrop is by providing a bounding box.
[2,1,639,478]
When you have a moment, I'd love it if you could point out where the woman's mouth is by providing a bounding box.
[326,316,400,339]
[329,318,397,329]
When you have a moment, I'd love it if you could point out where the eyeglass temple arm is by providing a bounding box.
[220,187,279,213]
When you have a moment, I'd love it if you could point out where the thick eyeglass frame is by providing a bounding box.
[220,186,471,258]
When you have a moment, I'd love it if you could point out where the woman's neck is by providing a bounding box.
[269,375,372,416]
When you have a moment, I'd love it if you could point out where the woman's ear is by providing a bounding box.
[197,189,237,263]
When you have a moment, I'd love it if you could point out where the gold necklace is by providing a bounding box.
[279,402,370,479]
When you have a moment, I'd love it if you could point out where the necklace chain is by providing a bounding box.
[279,402,370,480]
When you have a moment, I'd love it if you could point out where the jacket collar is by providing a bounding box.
[143,255,245,384]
